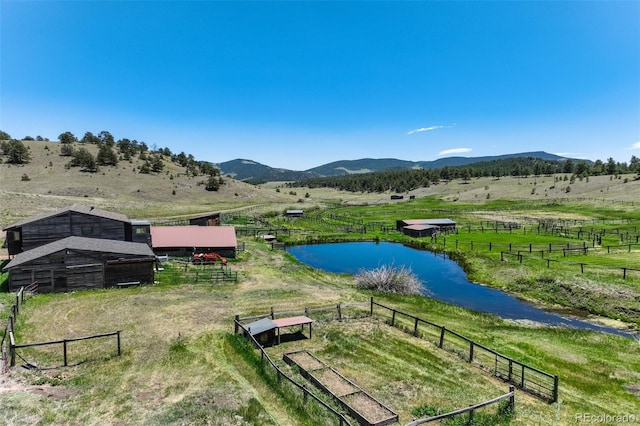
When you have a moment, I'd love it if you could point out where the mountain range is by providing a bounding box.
[216,151,578,182]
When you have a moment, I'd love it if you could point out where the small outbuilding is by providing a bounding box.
[1,236,156,293]
[396,218,457,232]
[285,209,304,218]
[189,211,221,226]
[402,224,439,238]
[244,316,314,346]
[150,225,238,258]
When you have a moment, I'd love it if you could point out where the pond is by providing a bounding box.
[287,241,635,338]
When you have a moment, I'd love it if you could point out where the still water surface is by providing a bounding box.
[287,241,634,337]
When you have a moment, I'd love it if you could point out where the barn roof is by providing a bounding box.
[2,236,155,270]
[403,224,438,231]
[150,226,237,249]
[402,218,456,226]
[3,204,131,230]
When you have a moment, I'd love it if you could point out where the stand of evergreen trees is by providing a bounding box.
[287,156,640,193]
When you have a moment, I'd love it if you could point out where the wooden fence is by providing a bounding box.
[235,300,557,403]
[9,330,121,367]
[233,319,354,426]
[1,282,38,373]
[406,386,515,425]
[370,299,559,403]
[500,251,640,280]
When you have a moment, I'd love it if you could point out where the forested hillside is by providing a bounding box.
[289,156,640,193]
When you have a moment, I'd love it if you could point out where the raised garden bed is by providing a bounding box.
[284,350,398,426]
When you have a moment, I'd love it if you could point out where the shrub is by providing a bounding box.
[354,263,421,295]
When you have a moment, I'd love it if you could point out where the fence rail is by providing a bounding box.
[235,299,557,404]
[9,330,121,367]
[370,299,559,403]
[1,282,38,373]
[406,386,515,425]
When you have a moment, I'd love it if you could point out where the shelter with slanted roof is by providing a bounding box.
[1,236,156,293]
[150,225,237,258]
[396,218,456,237]
[244,316,314,346]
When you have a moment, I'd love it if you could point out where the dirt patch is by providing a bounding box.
[343,391,397,423]
[286,351,324,371]
[0,372,75,400]
[312,368,358,397]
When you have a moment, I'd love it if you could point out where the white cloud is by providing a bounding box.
[407,123,455,135]
[438,147,472,156]
[629,141,640,150]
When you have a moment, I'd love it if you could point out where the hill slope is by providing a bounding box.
[220,151,583,181]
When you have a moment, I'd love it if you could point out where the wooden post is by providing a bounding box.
[469,341,474,363]
[303,384,308,404]
[337,304,342,321]
[508,360,513,382]
[370,297,374,316]
[234,315,240,334]
[117,331,121,356]
[391,309,396,327]
[63,339,68,366]
[439,327,445,348]
[489,242,492,251]
[413,317,419,336]
[623,268,627,280]
[468,406,474,423]
[521,364,525,388]
[509,385,515,410]
[270,307,275,319]
[553,375,559,403]
[9,332,16,367]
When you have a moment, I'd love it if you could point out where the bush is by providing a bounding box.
[354,263,421,295]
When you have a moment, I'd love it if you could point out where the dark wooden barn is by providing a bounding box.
[189,211,221,226]
[396,218,457,232]
[3,205,151,257]
[2,236,156,293]
[401,224,439,238]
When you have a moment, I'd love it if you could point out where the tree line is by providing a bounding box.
[0,129,224,191]
[286,156,640,193]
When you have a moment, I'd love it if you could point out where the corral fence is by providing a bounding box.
[370,299,558,403]
[1,282,38,373]
[9,330,121,368]
[1,282,122,370]
[406,386,515,425]
[234,299,555,404]
[233,319,354,426]
[500,251,640,280]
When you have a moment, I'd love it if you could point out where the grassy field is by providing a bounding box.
[1,238,640,425]
[2,143,640,424]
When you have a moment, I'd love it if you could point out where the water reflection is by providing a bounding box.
[288,242,636,338]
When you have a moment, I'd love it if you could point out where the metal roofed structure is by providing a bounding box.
[150,225,237,258]
[244,316,314,346]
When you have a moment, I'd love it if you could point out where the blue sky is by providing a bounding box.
[1,1,638,170]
